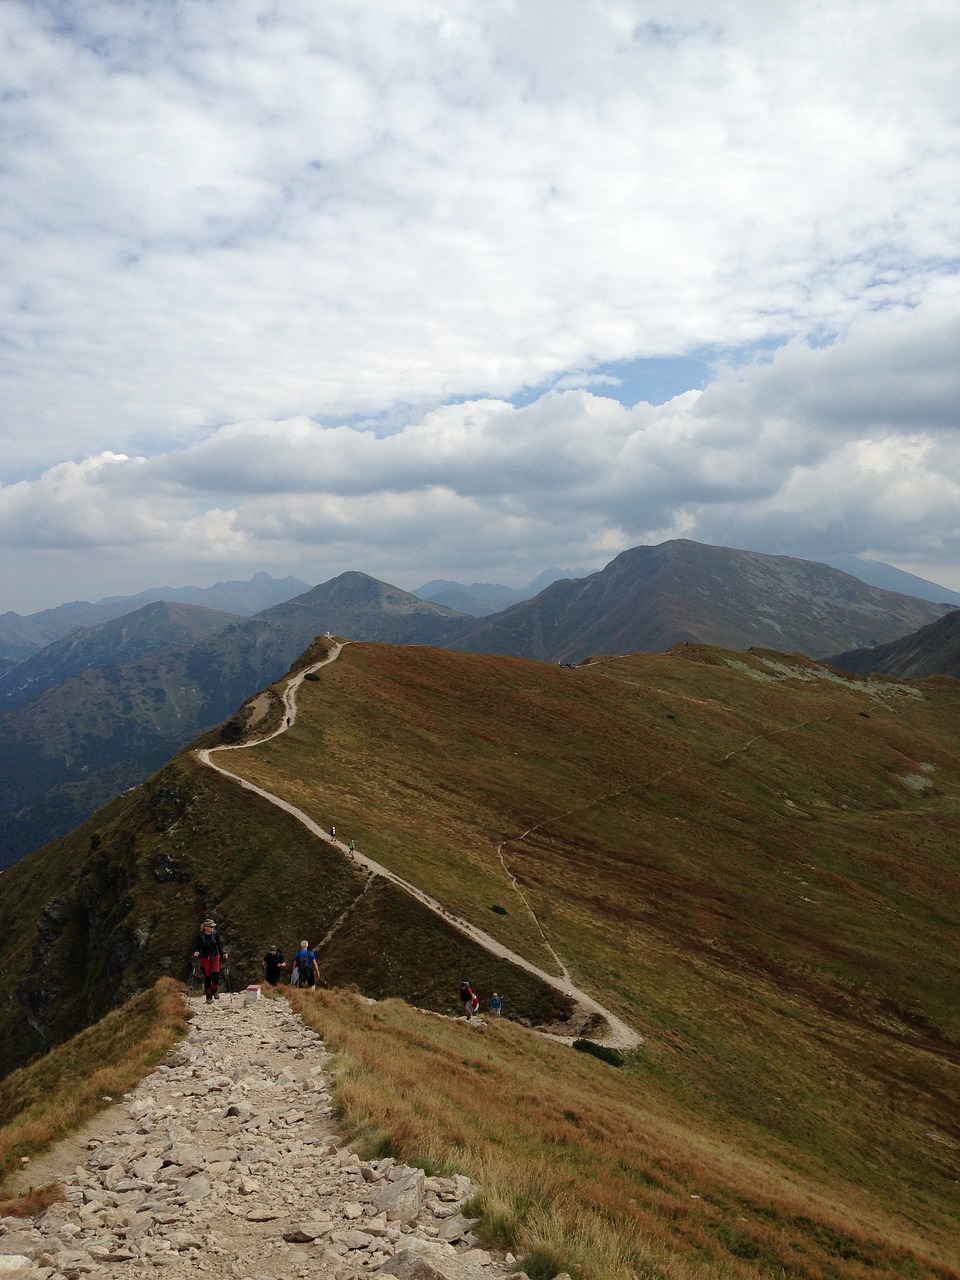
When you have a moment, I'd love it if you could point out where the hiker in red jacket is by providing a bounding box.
[193,919,227,1003]
[458,980,477,1020]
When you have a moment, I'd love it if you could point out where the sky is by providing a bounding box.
[1,0,959,614]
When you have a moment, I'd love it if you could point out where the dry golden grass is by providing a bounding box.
[0,1180,65,1218]
[293,988,959,1280]
[0,977,190,1193]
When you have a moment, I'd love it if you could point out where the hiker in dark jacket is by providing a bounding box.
[263,945,285,985]
[193,918,227,1003]
[458,980,476,1020]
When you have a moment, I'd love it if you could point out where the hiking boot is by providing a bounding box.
[214,992,220,999]
[206,995,213,1003]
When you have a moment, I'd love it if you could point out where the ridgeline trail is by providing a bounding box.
[196,642,642,1051]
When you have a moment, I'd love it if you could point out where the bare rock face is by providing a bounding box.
[0,993,524,1280]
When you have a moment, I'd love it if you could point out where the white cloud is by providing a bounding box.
[3,292,959,605]
[0,1,958,608]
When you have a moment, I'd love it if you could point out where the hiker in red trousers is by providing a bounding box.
[193,918,227,1003]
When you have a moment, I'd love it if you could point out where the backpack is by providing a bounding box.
[296,949,314,981]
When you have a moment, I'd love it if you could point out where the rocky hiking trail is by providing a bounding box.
[197,643,641,1052]
[1,993,524,1280]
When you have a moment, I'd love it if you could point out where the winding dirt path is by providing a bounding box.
[195,644,642,1051]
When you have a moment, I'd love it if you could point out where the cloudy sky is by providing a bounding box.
[2,0,959,613]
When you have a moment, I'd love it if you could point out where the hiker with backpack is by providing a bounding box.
[193,918,227,1003]
[294,939,319,988]
[458,980,477,1020]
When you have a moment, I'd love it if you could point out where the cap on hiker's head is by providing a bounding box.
[202,919,216,928]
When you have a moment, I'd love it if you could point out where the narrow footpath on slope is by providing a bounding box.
[1,993,517,1280]
[195,644,641,1051]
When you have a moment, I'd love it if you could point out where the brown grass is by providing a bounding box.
[0,1180,65,1218]
[0,977,190,1193]
[293,987,959,1280]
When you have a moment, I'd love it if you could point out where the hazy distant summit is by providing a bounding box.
[0,601,243,713]
[413,567,593,617]
[822,555,960,608]
[445,540,951,663]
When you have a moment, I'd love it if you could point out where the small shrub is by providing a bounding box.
[521,1246,577,1280]
[572,1038,624,1068]
[219,717,244,744]
[489,904,508,915]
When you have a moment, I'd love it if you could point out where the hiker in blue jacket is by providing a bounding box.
[294,939,319,988]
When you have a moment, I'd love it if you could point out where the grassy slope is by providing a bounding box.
[0,663,569,1077]
[0,978,189,1196]
[217,642,960,1276]
[296,987,957,1280]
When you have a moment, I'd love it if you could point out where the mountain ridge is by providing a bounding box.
[0,572,310,663]
[0,540,953,867]
[0,600,243,713]
[444,539,951,661]
[0,637,956,1278]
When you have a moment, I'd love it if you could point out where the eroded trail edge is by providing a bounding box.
[196,646,642,1051]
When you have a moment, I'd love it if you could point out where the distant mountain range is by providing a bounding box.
[412,567,588,616]
[0,601,243,713]
[0,540,954,867]
[0,575,463,866]
[0,571,309,664]
[440,540,951,662]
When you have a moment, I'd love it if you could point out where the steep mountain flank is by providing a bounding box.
[0,710,571,1074]
[0,546,951,868]
[0,601,242,712]
[828,608,960,679]
[445,540,951,661]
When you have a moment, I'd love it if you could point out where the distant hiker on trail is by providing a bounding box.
[489,992,502,1017]
[458,980,476,1020]
[330,825,336,839]
[193,919,227,1003]
[263,945,285,985]
[348,839,355,852]
[294,940,319,988]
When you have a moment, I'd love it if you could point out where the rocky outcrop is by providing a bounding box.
[0,993,529,1280]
